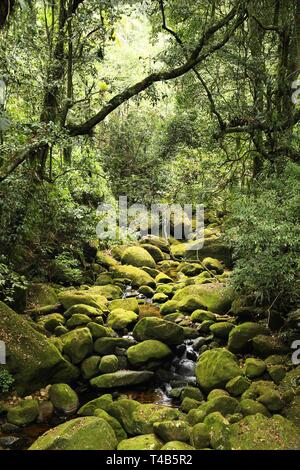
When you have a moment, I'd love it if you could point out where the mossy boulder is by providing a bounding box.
[177,295,207,313]
[133,317,184,345]
[202,257,224,274]
[89,284,122,301]
[252,335,289,357]
[226,375,251,397]
[29,417,117,450]
[227,414,300,450]
[173,284,233,314]
[121,246,156,268]
[155,272,173,284]
[94,337,135,355]
[27,283,58,308]
[95,251,118,268]
[66,314,91,329]
[37,313,65,332]
[78,394,113,416]
[94,409,127,442]
[191,309,216,323]
[160,300,179,315]
[279,364,300,394]
[196,348,241,392]
[7,399,39,426]
[241,380,283,411]
[209,322,235,339]
[87,322,114,339]
[127,340,171,367]
[112,265,155,288]
[0,301,78,395]
[60,327,93,364]
[152,292,169,303]
[140,235,170,253]
[191,422,210,449]
[90,370,154,389]
[243,358,266,378]
[64,304,103,319]
[240,398,270,417]
[153,420,190,442]
[58,291,108,311]
[228,322,269,353]
[131,404,184,435]
[49,384,79,415]
[81,355,101,380]
[138,285,155,298]
[181,386,204,402]
[109,297,139,314]
[192,396,241,423]
[99,355,119,374]
[161,441,195,450]
[141,243,164,263]
[180,397,202,413]
[107,308,138,330]
[117,434,163,450]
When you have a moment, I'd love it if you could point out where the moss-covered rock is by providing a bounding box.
[141,243,165,263]
[27,283,58,308]
[140,235,170,253]
[268,365,286,385]
[7,399,39,426]
[127,340,171,367]
[87,322,114,339]
[227,322,269,353]
[240,398,270,417]
[121,246,156,269]
[243,357,266,378]
[94,337,135,355]
[107,308,138,330]
[131,404,184,435]
[89,284,123,301]
[0,301,78,395]
[161,441,195,450]
[202,257,224,274]
[109,297,139,313]
[226,375,251,397]
[60,327,93,364]
[153,420,190,443]
[173,284,233,314]
[117,434,163,450]
[66,313,91,329]
[96,251,118,268]
[77,394,113,416]
[177,295,207,313]
[252,335,289,357]
[160,300,179,315]
[209,322,234,339]
[58,291,108,311]
[29,417,117,450]
[181,386,204,403]
[81,355,101,380]
[99,355,119,374]
[227,414,300,450]
[133,317,184,345]
[49,384,79,415]
[90,370,154,389]
[242,380,283,411]
[180,397,202,413]
[112,265,155,288]
[191,422,210,449]
[155,272,173,284]
[138,285,155,298]
[196,348,241,392]
[94,409,127,442]
[152,292,169,303]
[191,309,216,322]
[64,304,104,319]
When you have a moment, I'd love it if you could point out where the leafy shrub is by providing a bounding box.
[227,163,300,310]
[0,370,14,394]
[0,257,28,305]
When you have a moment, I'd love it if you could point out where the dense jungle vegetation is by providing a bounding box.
[0,0,299,453]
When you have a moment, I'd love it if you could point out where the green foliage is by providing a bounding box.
[0,369,14,394]
[227,164,300,309]
[0,257,28,305]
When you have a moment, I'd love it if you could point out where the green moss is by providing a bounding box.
[60,327,93,364]
[66,313,91,329]
[121,246,156,268]
[94,337,134,355]
[89,284,123,300]
[153,420,190,442]
[209,322,234,339]
[191,422,210,449]
[0,301,78,395]
[94,409,127,442]
[27,283,58,308]
[87,322,114,339]
[127,340,171,367]
[196,348,241,392]
[160,300,179,315]
[90,370,154,389]
[7,399,39,426]
[140,243,165,262]
[37,313,65,332]
[58,291,108,310]
[252,335,289,357]
[64,304,104,318]
[99,355,119,374]
[96,251,118,268]
[107,308,138,330]
[81,355,101,380]
[112,265,155,288]
[173,284,233,314]
[243,357,266,378]
[133,317,184,345]
[180,397,202,413]
[117,433,163,450]
[77,394,113,416]
[49,383,79,415]
[226,375,251,397]
[191,309,216,322]
[202,257,224,273]
[29,417,117,450]
[227,322,269,353]
[109,297,139,313]
[161,441,195,450]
